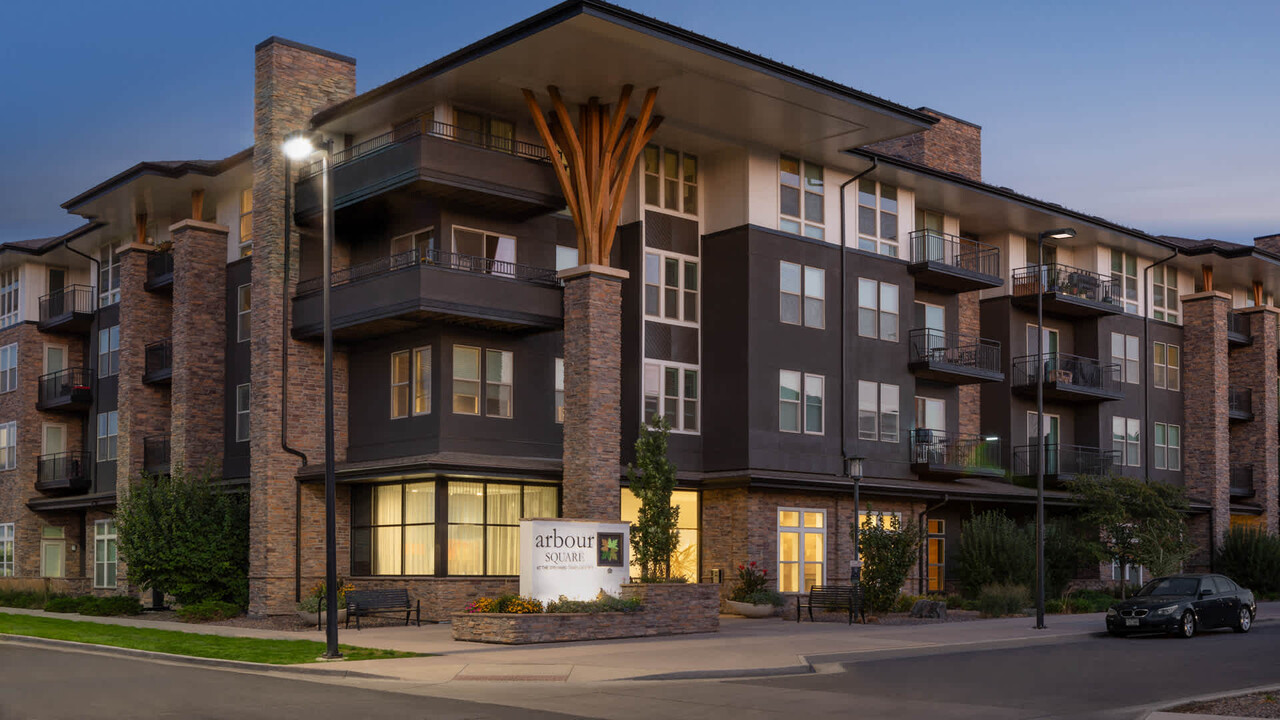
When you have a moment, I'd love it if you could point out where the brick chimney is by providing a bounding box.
[866,107,982,182]
[1255,233,1280,255]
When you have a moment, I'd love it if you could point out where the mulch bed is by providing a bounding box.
[1171,691,1280,718]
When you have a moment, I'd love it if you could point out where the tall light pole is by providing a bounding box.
[283,131,340,659]
[846,455,865,582]
[1034,227,1076,630]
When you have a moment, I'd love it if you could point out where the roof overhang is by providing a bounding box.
[61,148,252,218]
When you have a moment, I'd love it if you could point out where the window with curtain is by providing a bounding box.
[779,156,824,240]
[1153,342,1180,391]
[778,509,825,593]
[554,358,565,423]
[857,381,898,442]
[857,279,898,341]
[1111,333,1139,384]
[453,346,481,414]
[1112,416,1140,467]
[485,350,513,418]
[452,227,516,276]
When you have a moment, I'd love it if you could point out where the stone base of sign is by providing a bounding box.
[451,583,720,644]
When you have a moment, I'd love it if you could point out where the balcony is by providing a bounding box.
[1228,387,1254,422]
[1227,311,1252,346]
[143,435,170,476]
[907,231,1002,293]
[36,368,93,412]
[292,248,563,341]
[294,120,562,221]
[907,329,1003,384]
[145,249,174,292]
[1011,264,1122,317]
[1010,353,1123,402]
[909,430,1004,480]
[1230,464,1255,499]
[35,452,91,496]
[143,340,172,385]
[37,285,96,333]
[1012,443,1120,485]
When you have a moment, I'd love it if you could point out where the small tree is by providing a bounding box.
[626,416,680,581]
[1216,526,1280,595]
[115,468,250,606]
[856,511,920,612]
[954,510,1035,597]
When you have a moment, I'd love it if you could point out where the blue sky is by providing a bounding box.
[2,0,1277,243]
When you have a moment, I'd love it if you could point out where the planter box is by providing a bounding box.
[452,582,720,644]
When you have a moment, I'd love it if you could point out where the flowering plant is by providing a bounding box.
[297,579,355,613]
[728,561,783,606]
[464,594,544,614]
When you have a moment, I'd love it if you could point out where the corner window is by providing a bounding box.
[98,241,122,306]
[96,412,118,461]
[554,358,565,423]
[779,156,824,240]
[0,523,12,576]
[1109,249,1139,314]
[857,180,898,256]
[857,279,899,341]
[1112,416,1140,467]
[644,250,698,323]
[0,422,15,470]
[1152,266,1179,323]
[238,188,254,258]
[643,145,698,215]
[1153,342,1180,391]
[0,269,18,329]
[779,262,824,328]
[1111,333,1139,384]
[97,326,120,378]
[390,227,435,260]
[93,519,117,588]
[1154,422,1181,471]
[0,344,16,393]
[779,370,823,434]
[235,384,250,443]
[643,362,698,433]
[858,381,899,443]
[236,284,251,343]
[778,509,825,593]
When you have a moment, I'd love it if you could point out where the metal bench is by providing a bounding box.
[344,589,423,629]
[796,584,864,624]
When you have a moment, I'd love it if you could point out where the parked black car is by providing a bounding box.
[1106,574,1255,638]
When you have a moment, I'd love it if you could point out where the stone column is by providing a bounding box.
[560,264,628,520]
[169,220,228,473]
[1181,291,1231,568]
[116,247,172,481]
[957,292,981,437]
[1234,306,1280,534]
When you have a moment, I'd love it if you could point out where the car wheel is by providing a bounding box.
[1234,607,1253,633]
[1178,610,1196,638]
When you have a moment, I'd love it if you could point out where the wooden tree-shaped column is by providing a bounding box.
[523,85,661,520]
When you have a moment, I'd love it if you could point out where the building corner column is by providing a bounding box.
[1180,290,1231,569]
[169,221,228,474]
[116,247,172,484]
[1235,306,1279,534]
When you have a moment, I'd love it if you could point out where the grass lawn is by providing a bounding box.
[0,613,420,665]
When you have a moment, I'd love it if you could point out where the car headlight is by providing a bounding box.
[1153,605,1179,616]
[1106,607,1118,616]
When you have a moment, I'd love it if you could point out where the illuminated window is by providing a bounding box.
[778,508,825,593]
[554,358,565,423]
[239,188,254,258]
[643,145,698,215]
[927,519,945,592]
[1153,342,1180,391]
[621,489,699,581]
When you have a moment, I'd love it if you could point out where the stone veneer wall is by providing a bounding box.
[170,221,228,473]
[450,583,720,644]
[957,292,981,437]
[1233,307,1280,533]
[1181,291,1231,569]
[865,108,982,182]
[248,38,355,615]
[116,247,172,482]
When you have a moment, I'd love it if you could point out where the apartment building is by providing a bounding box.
[0,0,1276,614]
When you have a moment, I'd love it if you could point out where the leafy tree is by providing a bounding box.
[955,510,1034,597]
[1216,526,1280,595]
[856,510,920,612]
[626,416,680,581]
[115,468,250,606]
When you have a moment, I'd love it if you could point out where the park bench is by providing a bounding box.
[796,584,864,625]
[345,589,423,630]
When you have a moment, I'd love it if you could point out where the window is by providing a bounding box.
[778,509,825,593]
[779,262,825,328]
[452,346,511,418]
[779,156,824,239]
[1109,249,1139,314]
[643,145,698,215]
[97,411,118,461]
[485,349,513,418]
[915,396,946,433]
[857,180,899,256]
[453,346,481,415]
[1111,333,1139,384]
[1154,423,1182,471]
[644,250,698,323]
[643,362,699,432]
[0,523,12,577]
[927,519,946,592]
[94,519,117,588]
[451,227,516,275]
[554,246,578,272]
[0,344,16,393]
[391,351,411,419]
[1112,416,1140,467]
[859,511,904,530]
[354,482,436,576]
[554,358,565,423]
[1153,342,1180,391]
[858,381,899,443]
[98,241,122,306]
[391,227,435,259]
[392,348,432,419]
[236,284,251,343]
[621,489,699,581]
[779,371,824,434]
[235,384,250,443]
[1152,266,1179,323]
[238,188,254,258]
[857,279,899,341]
[413,347,431,415]
[454,109,516,153]
[0,269,18,329]
[41,527,64,578]
[0,422,14,471]
[96,326,119,378]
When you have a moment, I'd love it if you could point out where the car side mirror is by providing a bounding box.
[1199,589,1214,598]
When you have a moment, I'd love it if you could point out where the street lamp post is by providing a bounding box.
[283,132,341,659]
[846,455,865,582]
[1034,227,1076,630]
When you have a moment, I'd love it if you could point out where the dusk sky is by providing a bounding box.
[2,0,1276,244]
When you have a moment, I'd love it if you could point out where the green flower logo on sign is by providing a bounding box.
[597,532,624,567]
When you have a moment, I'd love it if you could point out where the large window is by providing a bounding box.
[351,480,559,577]
[1112,416,1140,467]
[391,347,431,419]
[238,188,254,258]
[644,250,698,323]
[857,180,899,256]
[779,262,824,328]
[1111,332,1139,384]
[1110,249,1139,314]
[643,145,698,215]
[778,509,825,593]
[98,241,122,306]
[858,381,899,443]
[1153,342,1180,391]
[94,519,117,589]
[779,156,824,240]
[857,279,899,341]
[779,370,823,434]
[235,384,250,443]
[1152,266,1179,323]
[1154,422,1181,471]
[97,325,119,378]
[621,489,700,581]
[0,523,12,576]
[236,284,251,343]
[643,362,698,432]
[0,269,18,329]
[554,358,565,423]
[452,346,512,418]
[96,411,118,461]
[0,422,14,470]
[0,343,16,393]
[452,227,516,275]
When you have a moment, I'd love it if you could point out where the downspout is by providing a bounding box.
[62,237,100,292]
[281,155,310,603]
[1141,248,1178,483]
[840,158,876,567]
[918,494,948,595]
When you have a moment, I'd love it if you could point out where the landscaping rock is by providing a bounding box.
[909,599,947,620]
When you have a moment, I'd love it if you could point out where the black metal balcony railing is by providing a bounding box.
[908,230,1000,277]
[143,435,170,475]
[909,429,1003,473]
[35,451,91,494]
[295,247,562,296]
[299,119,553,179]
[1227,311,1252,344]
[36,367,93,408]
[1229,387,1254,420]
[1011,264,1120,307]
[1012,443,1120,478]
[144,340,172,380]
[1010,352,1122,396]
[908,329,1001,374]
[38,285,95,324]
[146,249,174,287]
[1230,463,1255,498]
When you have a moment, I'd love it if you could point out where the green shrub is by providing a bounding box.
[955,511,1034,597]
[545,591,643,614]
[1062,589,1116,614]
[891,594,930,613]
[176,600,242,623]
[737,589,784,607]
[1044,522,1091,598]
[976,584,1030,618]
[43,597,87,613]
[857,511,921,612]
[0,590,54,609]
[942,593,977,611]
[1044,598,1065,614]
[78,596,143,616]
[1216,526,1280,595]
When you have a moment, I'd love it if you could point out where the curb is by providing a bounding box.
[1144,681,1280,719]
[0,634,400,680]
[630,663,815,681]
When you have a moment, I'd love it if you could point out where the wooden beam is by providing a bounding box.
[1202,265,1214,292]
[191,189,205,220]
[1253,281,1263,306]
[136,214,147,245]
